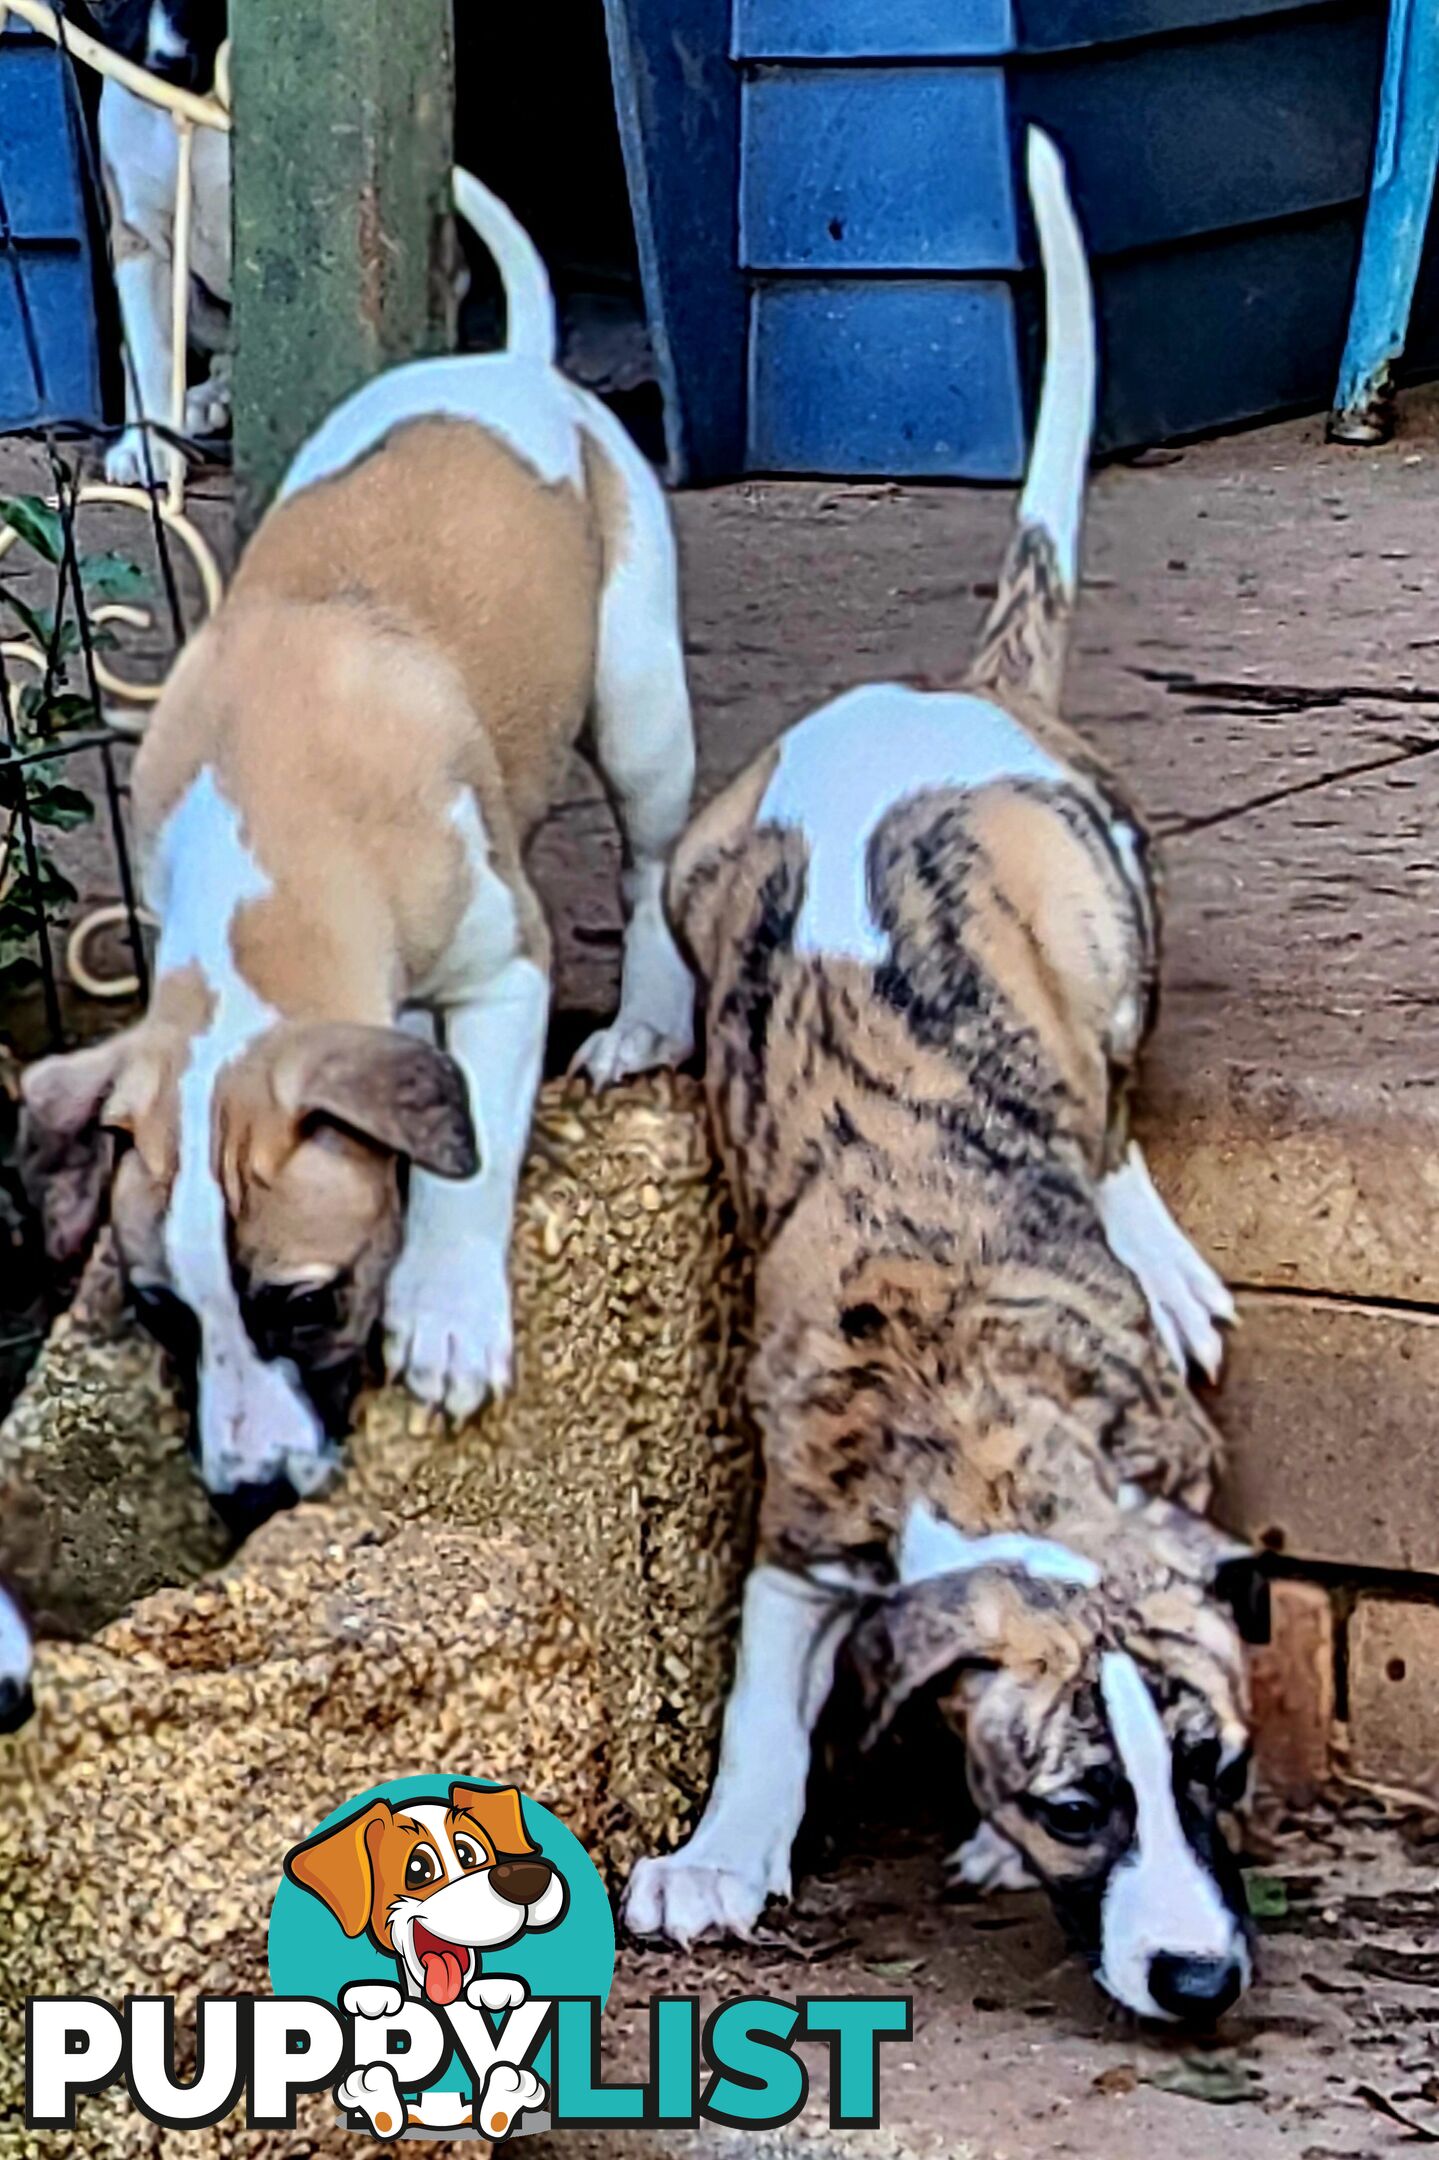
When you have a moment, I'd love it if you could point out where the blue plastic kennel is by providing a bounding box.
[0,15,105,431]
[608,0,1439,480]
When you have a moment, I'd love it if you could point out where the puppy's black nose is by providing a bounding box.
[1148,1951,1244,2025]
[490,1858,553,1908]
[0,1678,34,1732]
[209,1475,300,1539]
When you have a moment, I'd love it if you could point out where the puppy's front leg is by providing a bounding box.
[385,957,547,1421]
[107,243,177,488]
[1097,1144,1235,1382]
[623,1565,851,1946]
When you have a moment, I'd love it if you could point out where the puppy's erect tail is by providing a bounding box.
[970,128,1096,714]
[452,165,558,367]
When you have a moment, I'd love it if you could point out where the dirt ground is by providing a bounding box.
[5,387,1439,2154]
[580,1798,1439,2160]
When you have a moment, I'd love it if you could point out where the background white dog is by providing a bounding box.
[83,0,231,484]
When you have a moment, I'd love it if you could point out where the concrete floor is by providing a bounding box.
[5,387,1439,2153]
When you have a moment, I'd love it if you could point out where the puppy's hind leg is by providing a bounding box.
[623,1566,851,1946]
[570,412,696,1088]
[1098,1144,1235,1382]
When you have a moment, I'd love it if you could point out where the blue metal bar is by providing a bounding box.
[1330,0,1439,444]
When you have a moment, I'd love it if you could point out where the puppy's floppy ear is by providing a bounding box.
[1138,1499,1271,1645]
[19,1032,148,1264]
[283,1799,392,1936]
[449,1782,536,1858]
[276,1024,478,1180]
[851,1566,1089,1744]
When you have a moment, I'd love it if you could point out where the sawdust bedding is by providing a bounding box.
[0,1075,757,2158]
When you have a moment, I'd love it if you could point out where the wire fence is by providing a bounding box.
[0,0,229,1052]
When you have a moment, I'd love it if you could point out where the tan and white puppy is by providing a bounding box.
[624,132,1259,2028]
[287,1782,560,2139]
[22,171,695,1513]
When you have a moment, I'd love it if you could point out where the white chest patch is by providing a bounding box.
[155,772,274,1308]
[898,1496,1101,1590]
[1097,1650,1247,2019]
[152,770,326,1495]
[279,355,583,504]
[758,684,1067,964]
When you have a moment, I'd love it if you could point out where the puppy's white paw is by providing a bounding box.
[945,1821,1036,1896]
[384,1236,513,1422]
[340,1981,405,2021]
[1098,1145,1235,1383]
[476,2061,545,2140]
[336,2062,406,2139]
[104,427,163,488]
[570,1013,694,1090]
[623,1851,778,1947]
[466,1973,529,2013]
[184,365,232,437]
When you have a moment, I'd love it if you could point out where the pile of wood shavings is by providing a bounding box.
[0,1073,757,2150]
[0,1238,226,1640]
[349,1071,758,1875]
[0,1508,604,2159]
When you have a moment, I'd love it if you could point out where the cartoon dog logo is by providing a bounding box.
[284,1782,567,2139]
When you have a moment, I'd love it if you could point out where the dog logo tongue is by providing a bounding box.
[414,1924,467,2006]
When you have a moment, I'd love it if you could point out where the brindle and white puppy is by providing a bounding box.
[624,131,1259,2028]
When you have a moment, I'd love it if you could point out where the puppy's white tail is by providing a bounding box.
[970,128,1096,712]
[452,165,558,367]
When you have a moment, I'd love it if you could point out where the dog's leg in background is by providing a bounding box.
[624,1566,850,1945]
[1097,1144,1235,1382]
[571,412,696,1088]
[100,88,182,487]
[385,958,548,1419]
[108,242,175,486]
[946,1818,1037,1895]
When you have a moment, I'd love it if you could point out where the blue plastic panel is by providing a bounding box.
[1017,9,1385,257]
[0,31,89,240]
[748,279,1026,478]
[734,0,1312,58]
[603,0,747,481]
[0,250,103,427]
[741,68,1018,272]
[0,29,104,428]
[1013,0,1334,50]
[1087,212,1367,449]
[734,0,1013,60]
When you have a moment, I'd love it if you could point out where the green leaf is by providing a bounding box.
[35,692,97,734]
[76,549,149,601]
[0,496,64,564]
[27,855,78,908]
[28,782,94,832]
[1142,2058,1263,2107]
[1245,1874,1289,1921]
[0,953,41,993]
[0,590,52,646]
[863,1958,924,1981]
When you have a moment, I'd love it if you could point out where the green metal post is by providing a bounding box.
[230,0,455,536]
